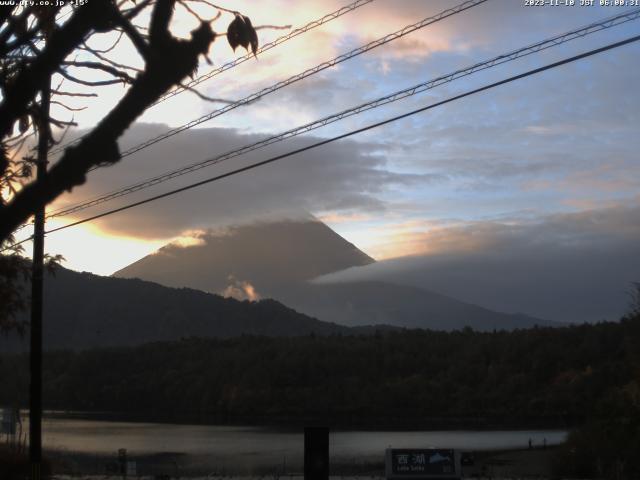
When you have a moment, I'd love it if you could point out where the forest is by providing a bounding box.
[1,308,640,478]
[1,313,638,427]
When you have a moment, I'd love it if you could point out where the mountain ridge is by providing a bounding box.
[113,217,558,330]
[1,266,363,352]
[114,219,374,294]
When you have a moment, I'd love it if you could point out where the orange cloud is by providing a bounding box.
[318,212,372,224]
[221,275,261,301]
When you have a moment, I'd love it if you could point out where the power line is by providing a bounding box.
[4,32,638,253]
[7,0,488,236]
[46,0,489,218]
[0,235,34,254]
[155,0,375,105]
[49,0,375,156]
[103,0,488,161]
[46,7,640,220]
[41,34,640,238]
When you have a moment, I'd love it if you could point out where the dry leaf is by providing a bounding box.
[227,14,258,56]
[18,115,29,134]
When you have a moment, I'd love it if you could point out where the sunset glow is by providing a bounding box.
[7,0,635,286]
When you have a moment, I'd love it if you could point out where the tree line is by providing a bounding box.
[2,308,640,478]
[1,314,638,428]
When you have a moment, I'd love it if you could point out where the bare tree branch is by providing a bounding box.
[254,24,292,31]
[0,7,33,55]
[177,81,233,103]
[0,0,111,138]
[51,101,87,112]
[81,43,143,73]
[178,1,206,23]
[113,9,151,60]
[149,0,174,43]
[62,60,137,82]
[58,68,128,86]
[51,89,98,97]
[48,116,78,128]
[197,0,238,15]
[81,31,124,54]
[0,8,217,240]
[122,0,155,20]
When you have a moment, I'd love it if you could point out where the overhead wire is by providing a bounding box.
[1,236,34,253]
[4,32,639,253]
[98,0,488,162]
[48,0,376,156]
[48,0,488,167]
[43,0,490,220]
[9,0,379,236]
[45,7,640,220]
[155,0,376,105]
[13,0,486,238]
[37,34,640,239]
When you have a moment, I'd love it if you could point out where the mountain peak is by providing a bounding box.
[113,217,554,332]
[114,218,374,297]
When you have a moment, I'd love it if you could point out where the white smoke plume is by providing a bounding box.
[221,275,261,301]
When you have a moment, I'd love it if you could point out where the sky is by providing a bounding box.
[10,0,640,319]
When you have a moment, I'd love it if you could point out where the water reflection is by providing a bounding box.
[41,417,566,459]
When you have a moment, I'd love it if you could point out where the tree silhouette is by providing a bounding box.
[0,0,267,241]
[0,0,268,330]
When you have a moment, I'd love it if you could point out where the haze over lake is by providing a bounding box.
[37,416,566,469]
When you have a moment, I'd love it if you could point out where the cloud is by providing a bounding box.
[46,20,640,251]
[169,230,208,248]
[221,275,261,301]
[38,1,640,285]
[317,212,373,224]
[316,203,640,324]
[49,123,440,239]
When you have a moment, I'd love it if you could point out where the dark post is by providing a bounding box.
[118,448,128,479]
[304,426,329,480]
[30,76,50,480]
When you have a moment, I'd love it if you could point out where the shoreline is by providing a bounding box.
[2,443,563,478]
[42,445,560,477]
[37,410,576,432]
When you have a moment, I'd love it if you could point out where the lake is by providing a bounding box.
[27,416,566,472]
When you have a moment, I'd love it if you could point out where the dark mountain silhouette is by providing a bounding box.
[114,218,556,330]
[279,281,550,331]
[114,218,374,294]
[0,266,359,352]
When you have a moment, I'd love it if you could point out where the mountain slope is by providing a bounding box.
[0,267,351,352]
[279,281,549,330]
[113,218,555,331]
[114,219,374,294]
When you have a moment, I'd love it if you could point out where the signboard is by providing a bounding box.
[385,449,460,480]
[0,408,17,435]
[126,461,137,476]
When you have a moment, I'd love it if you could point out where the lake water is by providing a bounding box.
[34,417,566,468]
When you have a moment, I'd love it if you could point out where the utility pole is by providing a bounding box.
[30,74,50,480]
[304,426,329,480]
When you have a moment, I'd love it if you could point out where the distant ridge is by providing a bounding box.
[279,281,553,331]
[113,217,557,331]
[0,266,356,352]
